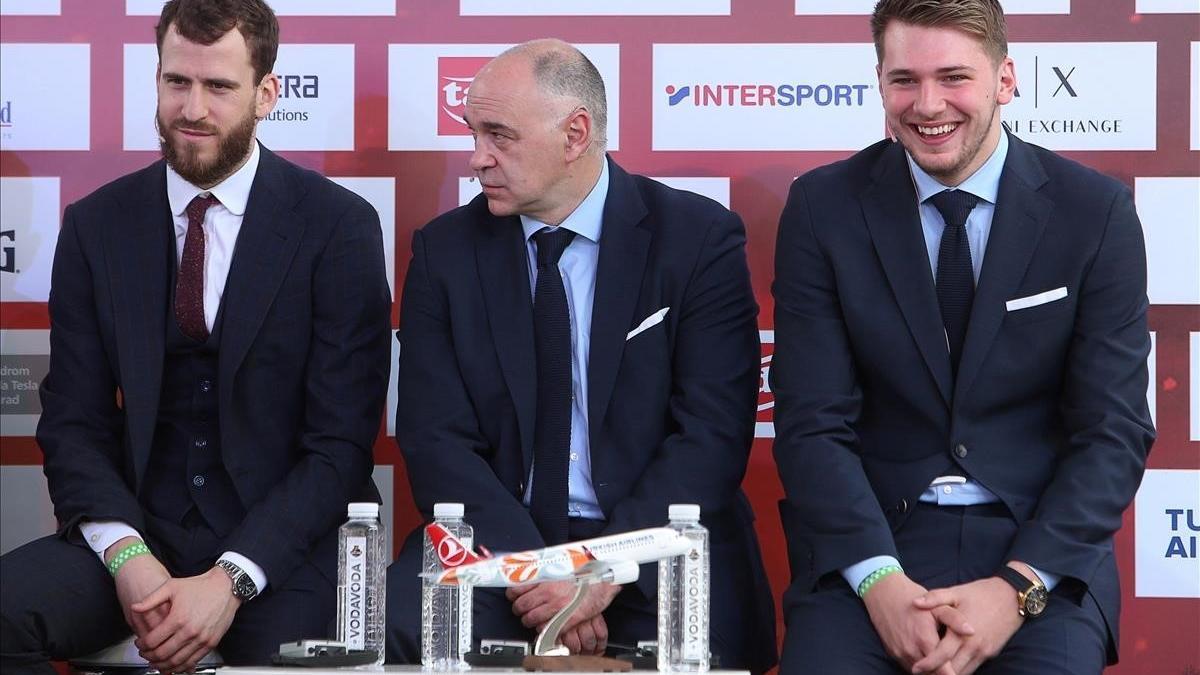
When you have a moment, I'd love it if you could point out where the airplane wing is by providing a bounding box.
[572,559,640,585]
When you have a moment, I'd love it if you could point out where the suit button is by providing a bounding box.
[897,498,909,514]
[192,474,206,487]
[199,379,212,393]
[954,443,968,459]
[194,437,208,449]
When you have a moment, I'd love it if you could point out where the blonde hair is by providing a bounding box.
[871,0,1008,65]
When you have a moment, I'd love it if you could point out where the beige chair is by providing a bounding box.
[68,636,222,675]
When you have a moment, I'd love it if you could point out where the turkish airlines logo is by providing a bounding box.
[437,56,491,136]
[437,531,471,567]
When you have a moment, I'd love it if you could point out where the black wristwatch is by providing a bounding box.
[215,559,258,601]
[995,566,1048,618]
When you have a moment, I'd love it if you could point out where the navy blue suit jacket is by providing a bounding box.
[37,146,391,585]
[771,133,1154,662]
[395,157,775,671]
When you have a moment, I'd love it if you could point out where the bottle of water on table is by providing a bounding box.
[422,502,474,670]
[658,503,710,672]
[337,501,387,665]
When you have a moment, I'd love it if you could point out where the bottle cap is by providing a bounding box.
[347,502,380,519]
[433,502,465,518]
[668,504,701,521]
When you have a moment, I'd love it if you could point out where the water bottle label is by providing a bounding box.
[342,535,368,650]
[682,542,706,661]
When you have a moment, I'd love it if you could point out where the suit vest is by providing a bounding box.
[140,249,243,537]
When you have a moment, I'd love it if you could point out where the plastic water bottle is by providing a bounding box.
[337,502,387,665]
[421,503,474,669]
[658,504,710,672]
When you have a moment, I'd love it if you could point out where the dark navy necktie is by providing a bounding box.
[930,189,980,374]
[176,194,219,342]
[529,227,576,545]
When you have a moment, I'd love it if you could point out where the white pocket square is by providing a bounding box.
[626,307,670,341]
[1006,287,1068,312]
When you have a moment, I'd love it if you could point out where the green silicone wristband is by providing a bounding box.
[107,541,150,577]
[858,564,903,598]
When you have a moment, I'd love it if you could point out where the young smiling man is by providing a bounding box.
[771,1,1154,673]
[385,39,776,670]
[0,1,390,672]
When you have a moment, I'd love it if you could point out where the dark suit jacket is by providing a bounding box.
[395,157,775,670]
[37,145,392,585]
[771,133,1154,662]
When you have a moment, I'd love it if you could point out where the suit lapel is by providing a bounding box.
[107,163,171,485]
[475,207,538,476]
[954,135,1052,403]
[861,143,954,405]
[218,147,304,401]
[587,159,651,455]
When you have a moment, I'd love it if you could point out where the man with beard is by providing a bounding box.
[771,1,1153,674]
[0,1,390,672]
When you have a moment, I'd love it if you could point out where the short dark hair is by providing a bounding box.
[156,0,279,84]
[871,0,1008,65]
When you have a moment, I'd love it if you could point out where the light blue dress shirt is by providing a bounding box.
[518,160,609,521]
[843,133,1059,593]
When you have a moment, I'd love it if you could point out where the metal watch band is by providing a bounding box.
[215,559,258,600]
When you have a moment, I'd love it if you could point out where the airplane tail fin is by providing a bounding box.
[425,523,486,569]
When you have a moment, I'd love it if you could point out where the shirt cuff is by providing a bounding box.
[219,551,268,595]
[841,555,902,595]
[1025,564,1060,592]
[79,520,142,563]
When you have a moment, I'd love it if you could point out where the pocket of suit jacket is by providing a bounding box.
[1004,286,1071,325]
[626,307,669,341]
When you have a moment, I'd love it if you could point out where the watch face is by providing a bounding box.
[234,575,256,599]
[1023,586,1049,616]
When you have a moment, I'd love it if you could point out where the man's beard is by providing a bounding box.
[158,108,257,187]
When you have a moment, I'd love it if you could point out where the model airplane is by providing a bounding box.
[424,523,694,588]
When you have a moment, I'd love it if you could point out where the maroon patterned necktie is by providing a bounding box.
[176,194,219,342]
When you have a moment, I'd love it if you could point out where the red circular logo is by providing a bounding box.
[438,537,469,567]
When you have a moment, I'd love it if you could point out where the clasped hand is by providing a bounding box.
[507,580,622,656]
[110,547,241,674]
[865,572,1023,675]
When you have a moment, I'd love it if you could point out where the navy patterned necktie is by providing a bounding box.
[930,189,980,374]
[529,227,576,545]
[176,194,219,342]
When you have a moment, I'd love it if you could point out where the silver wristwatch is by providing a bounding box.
[215,559,258,601]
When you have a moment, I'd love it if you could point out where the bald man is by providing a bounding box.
[385,40,776,670]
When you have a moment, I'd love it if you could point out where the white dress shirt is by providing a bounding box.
[79,143,268,594]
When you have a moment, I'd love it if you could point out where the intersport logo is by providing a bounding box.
[664,82,870,108]
[437,56,491,135]
[653,44,882,151]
